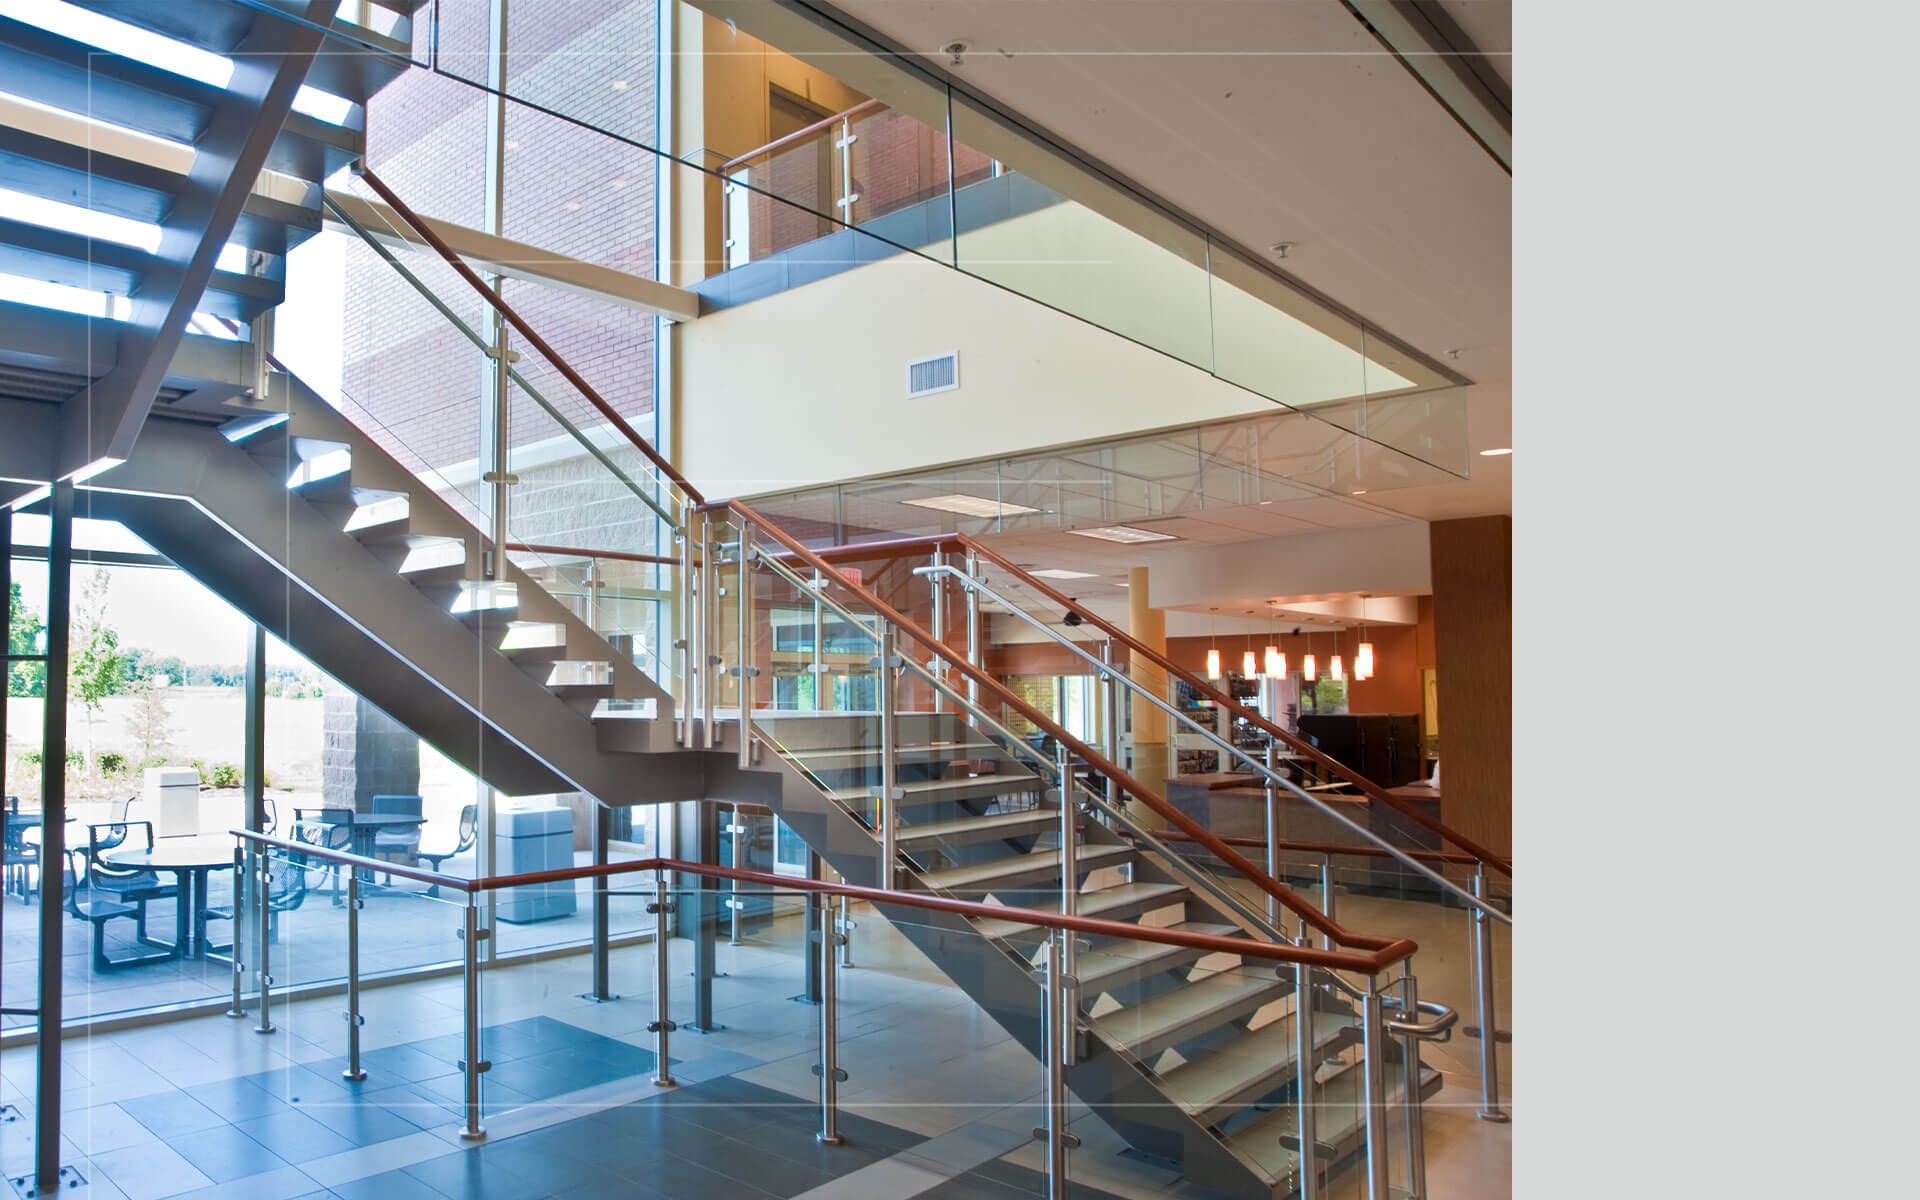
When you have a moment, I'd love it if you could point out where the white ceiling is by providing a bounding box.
[810,0,1513,524]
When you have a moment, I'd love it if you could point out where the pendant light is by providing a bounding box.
[1264,643,1284,678]
[1302,626,1317,683]
[1330,645,1345,682]
[1205,608,1221,680]
[1354,595,1375,681]
[1242,627,1258,679]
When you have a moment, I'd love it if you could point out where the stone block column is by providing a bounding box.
[322,688,421,812]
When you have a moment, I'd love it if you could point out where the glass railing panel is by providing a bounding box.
[948,93,1217,376]
[843,101,958,263]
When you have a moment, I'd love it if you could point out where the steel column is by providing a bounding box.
[34,480,73,1192]
[226,848,248,1019]
[837,894,856,969]
[342,875,366,1080]
[810,570,827,710]
[1100,639,1120,805]
[1265,740,1283,931]
[727,805,744,946]
[1361,976,1389,1200]
[963,549,981,707]
[243,624,267,833]
[1472,865,1508,1121]
[702,517,718,748]
[1038,932,1072,1197]
[928,549,945,712]
[460,898,487,1139]
[649,867,677,1086]
[1319,855,1336,951]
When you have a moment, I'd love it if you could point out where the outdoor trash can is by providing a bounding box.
[494,806,577,923]
[144,766,202,837]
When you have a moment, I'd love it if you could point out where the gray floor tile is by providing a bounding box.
[116,1092,226,1141]
[166,1123,292,1184]
[88,1141,216,1200]
[233,1108,358,1164]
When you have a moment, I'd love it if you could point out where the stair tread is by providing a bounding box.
[1231,1063,1441,1180]
[895,809,1054,845]
[1075,922,1241,989]
[1159,1013,1349,1123]
[829,773,1040,804]
[1096,971,1293,1057]
[796,741,996,767]
[918,844,1132,892]
[970,881,1188,941]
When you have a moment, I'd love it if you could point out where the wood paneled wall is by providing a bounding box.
[1429,516,1512,855]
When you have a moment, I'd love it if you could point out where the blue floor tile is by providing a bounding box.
[286,1098,422,1147]
[328,1170,452,1200]
[118,1090,227,1140]
[185,1077,296,1123]
[233,1107,359,1163]
[168,1122,293,1184]
[403,1151,549,1200]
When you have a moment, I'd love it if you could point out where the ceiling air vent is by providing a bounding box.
[905,351,959,398]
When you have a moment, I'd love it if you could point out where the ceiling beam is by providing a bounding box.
[57,0,335,481]
[1343,0,1512,171]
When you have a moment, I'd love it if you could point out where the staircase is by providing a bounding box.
[0,2,1443,1191]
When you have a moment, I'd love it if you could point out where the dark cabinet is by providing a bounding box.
[1296,713,1424,788]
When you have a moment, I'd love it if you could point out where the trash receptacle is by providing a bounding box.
[144,767,201,837]
[494,806,577,923]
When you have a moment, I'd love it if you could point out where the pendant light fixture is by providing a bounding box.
[1242,625,1258,679]
[1302,626,1317,683]
[1354,595,1375,681]
[1330,643,1345,682]
[1205,608,1221,680]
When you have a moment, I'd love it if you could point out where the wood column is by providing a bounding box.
[1429,516,1512,856]
[1127,567,1169,822]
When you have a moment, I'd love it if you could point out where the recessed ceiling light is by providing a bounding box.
[1479,447,1512,456]
[1350,490,1367,496]
[1258,499,1274,505]
[900,493,1039,519]
[1030,568,1097,580]
[1067,525,1180,544]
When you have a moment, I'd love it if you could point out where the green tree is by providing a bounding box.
[8,580,45,697]
[68,568,124,756]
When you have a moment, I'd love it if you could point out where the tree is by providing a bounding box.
[126,675,174,766]
[68,568,124,757]
[8,580,44,697]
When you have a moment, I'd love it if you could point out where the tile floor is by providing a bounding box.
[1,892,1511,1200]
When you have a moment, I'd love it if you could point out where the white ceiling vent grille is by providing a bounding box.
[906,351,959,398]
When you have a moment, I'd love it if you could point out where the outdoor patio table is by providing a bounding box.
[101,833,236,961]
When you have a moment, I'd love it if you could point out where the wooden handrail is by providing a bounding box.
[698,499,1413,956]
[1122,828,1484,867]
[953,533,1514,878]
[351,164,705,508]
[230,829,1415,973]
[720,98,886,175]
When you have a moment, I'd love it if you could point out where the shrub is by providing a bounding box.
[64,748,83,769]
[18,749,41,766]
[206,762,243,789]
[97,752,128,776]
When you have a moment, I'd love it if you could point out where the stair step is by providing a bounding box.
[1231,1063,1442,1182]
[970,881,1190,943]
[795,742,997,770]
[1158,1011,1357,1127]
[498,621,571,666]
[452,580,519,625]
[397,536,470,597]
[219,410,290,445]
[343,488,410,540]
[1075,922,1243,993]
[1097,970,1295,1060]
[894,809,1056,850]
[918,844,1134,896]
[830,772,1044,809]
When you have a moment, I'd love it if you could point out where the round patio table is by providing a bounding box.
[102,834,237,960]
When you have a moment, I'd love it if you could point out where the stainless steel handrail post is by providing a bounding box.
[811,570,827,710]
[1400,964,1427,1198]
[928,549,946,713]
[1038,931,1073,1197]
[677,523,695,745]
[838,894,856,968]
[1361,974,1389,1200]
[649,866,678,1087]
[1472,865,1508,1121]
[736,522,755,770]
[1101,639,1120,806]
[963,549,980,708]
[1055,742,1079,1067]
[702,517,718,749]
[1294,963,1320,1200]
[878,625,899,886]
[728,805,745,946]
[342,874,366,1081]
[1265,741,1283,932]
[459,897,487,1140]
[816,909,845,1145]
[1319,854,1336,951]
[254,849,275,1035]
[226,848,247,1019]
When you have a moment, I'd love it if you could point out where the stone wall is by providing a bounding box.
[321,689,421,811]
